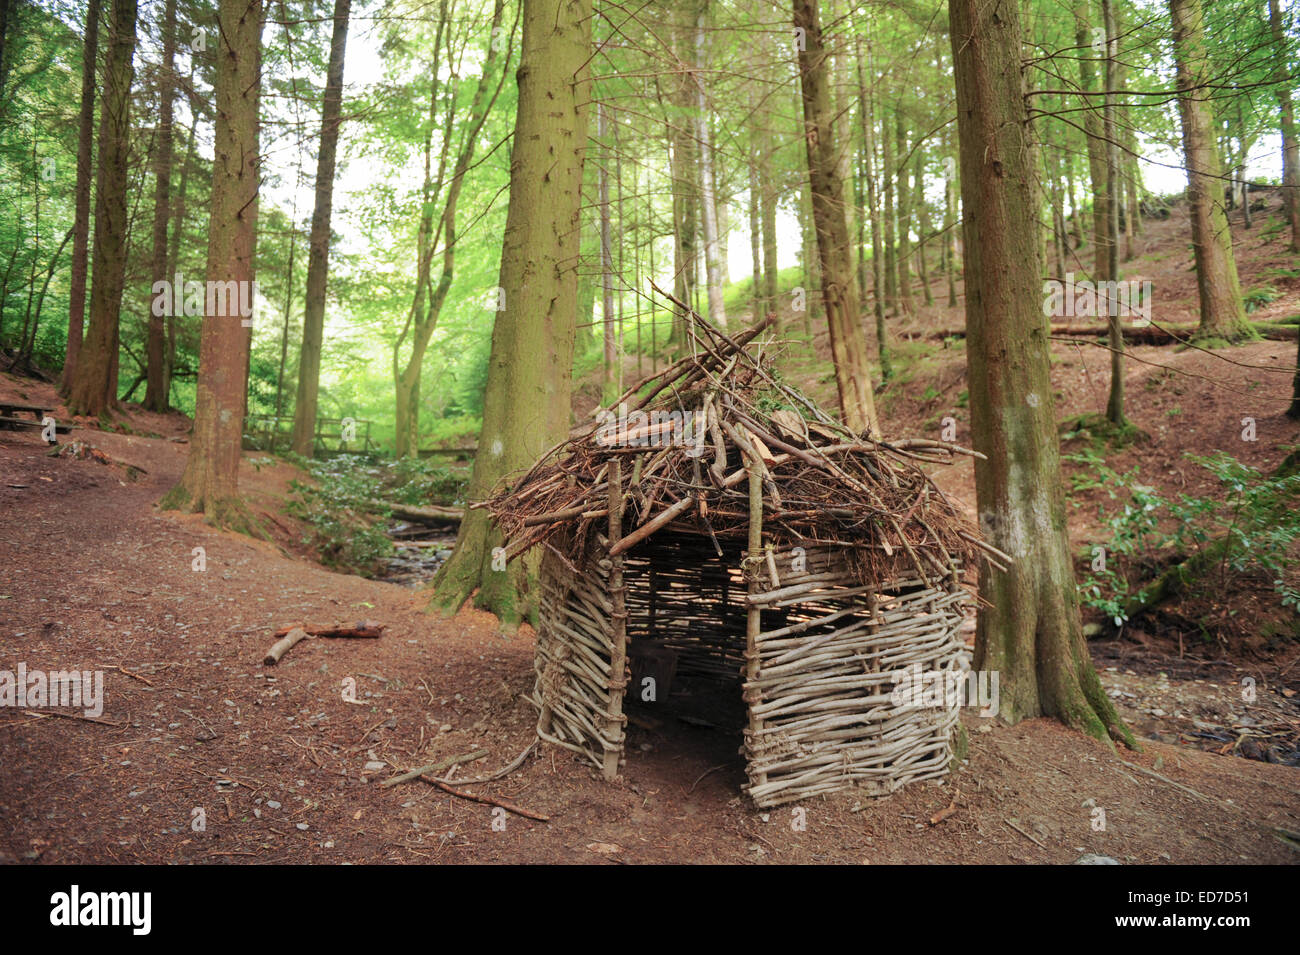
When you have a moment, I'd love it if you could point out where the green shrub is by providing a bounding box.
[1078,452,1300,627]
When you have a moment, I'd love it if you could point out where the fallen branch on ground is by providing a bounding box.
[427,779,549,821]
[263,627,310,665]
[22,709,122,727]
[271,620,386,639]
[380,749,489,788]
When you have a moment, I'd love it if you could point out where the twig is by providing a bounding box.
[97,664,155,687]
[22,709,121,727]
[428,779,549,822]
[1005,818,1046,849]
[687,763,728,795]
[380,749,489,788]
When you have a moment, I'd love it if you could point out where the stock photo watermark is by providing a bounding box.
[0,664,104,718]
[594,402,706,455]
[152,274,258,327]
[889,662,999,717]
[1043,273,1153,326]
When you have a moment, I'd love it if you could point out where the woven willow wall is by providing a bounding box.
[532,535,967,806]
[741,543,966,807]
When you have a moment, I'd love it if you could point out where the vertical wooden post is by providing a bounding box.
[603,457,628,780]
[744,458,767,788]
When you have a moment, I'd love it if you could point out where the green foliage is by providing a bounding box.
[1242,285,1281,313]
[285,456,393,576]
[1077,452,1300,627]
[383,457,468,506]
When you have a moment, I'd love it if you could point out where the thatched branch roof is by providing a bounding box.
[484,310,1003,584]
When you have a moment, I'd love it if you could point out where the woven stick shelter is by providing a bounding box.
[485,311,1002,807]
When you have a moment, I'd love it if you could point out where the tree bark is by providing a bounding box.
[1170,0,1252,343]
[950,0,1132,746]
[881,96,898,316]
[694,2,726,329]
[748,159,762,319]
[894,110,916,316]
[668,34,698,350]
[144,0,176,412]
[290,0,351,456]
[915,153,934,307]
[429,0,591,627]
[1101,0,1126,426]
[1270,0,1299,255]
[159,0,260,527]
[793,0,878,435]
[61,0,101,394]
[856,37,887,380]
[759,121,779,317]
[66,0,137,418]
[599,102,616,378]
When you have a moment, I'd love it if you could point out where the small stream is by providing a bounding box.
[376,520,459,586]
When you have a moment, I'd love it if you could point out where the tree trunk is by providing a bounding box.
[164,82,199,402]
[144,0,176,412]
[160,0,260,527]
[945,165,958,307]
[66,0,137,418]
[748,159,762,319]
[793,0,878,436]
[695,3,726,332]
[599,102,616,378]
[290,0,351,456]
[881,98,898,316]
[759,122,779,316]
[61,0,101,394]
[949,0,1132,746]
[1170,0,1252,343]
[894,110,916,316]
[1101,0,1126,426]
[429,0,591,627]
[669,58,697,350]
[856,37,888,381]
[915,153,933,307]
[1270,0,1299,254]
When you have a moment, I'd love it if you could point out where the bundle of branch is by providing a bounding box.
[485,308,1001,584]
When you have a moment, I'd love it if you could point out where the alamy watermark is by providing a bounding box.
[889,662,999,717]
[594,403,705,456]
[1043,272,1152,326]
[152,273,258,327]
[0,663,104,718]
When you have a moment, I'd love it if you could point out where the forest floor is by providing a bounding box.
[2,197,1300,864]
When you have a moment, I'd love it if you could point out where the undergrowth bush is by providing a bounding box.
[1071,451,1300,628]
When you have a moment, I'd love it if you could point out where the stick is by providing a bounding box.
[434,741,536,786]
[380,749,489,788]
[1118,760,1225,809]
[929,792,959,825]
[97,664,155,686]
[608,494,695,556]
[271,621,385,639]
[22,709,122,727]
[263,627,310,665]
[427,780,550,821]
[1005,818,1046,849]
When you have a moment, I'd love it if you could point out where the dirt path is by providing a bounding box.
[0,411,1296,863]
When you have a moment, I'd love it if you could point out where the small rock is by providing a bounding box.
[1074,854,1120,865]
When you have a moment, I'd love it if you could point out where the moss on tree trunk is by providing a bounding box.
[428,0,591,629]
[950,0,1134,750]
